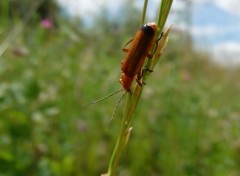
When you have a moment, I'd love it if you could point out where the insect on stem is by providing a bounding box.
[119,22,157,91]
[81,89,124,107]
[82,22,160,128]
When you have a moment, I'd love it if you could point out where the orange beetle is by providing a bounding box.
[120,22,157,91]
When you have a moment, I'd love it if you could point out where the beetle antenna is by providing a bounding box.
[108,91,127,127]
[81,89,124,107]
[152,32,164,55]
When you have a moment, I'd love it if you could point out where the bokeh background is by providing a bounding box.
[0,0,240,175]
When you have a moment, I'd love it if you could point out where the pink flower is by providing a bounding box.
[40,18,53,29]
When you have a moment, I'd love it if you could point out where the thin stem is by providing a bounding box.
[157,0,174,33]
[107,92,132,176]
[141,0,148,26]
[144,0,174,81]
[104,0,174,175]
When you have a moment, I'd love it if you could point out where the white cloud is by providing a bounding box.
[57,0,123,17]
[171,0,186,11]
[213,0,240,16]
[212,41,240,65]
[176,24,224,37]
[57,0,82,16]
[193,0,210,4]
[56,0,240,66]
[57,0,240,18]
[193,0,240,16]
[191,25,220,36]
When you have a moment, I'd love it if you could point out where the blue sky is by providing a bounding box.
[192,2,240,44]
[57,0,240,65]
[190,0,240,65]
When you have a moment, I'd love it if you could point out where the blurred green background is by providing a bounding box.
[0,0,240,175]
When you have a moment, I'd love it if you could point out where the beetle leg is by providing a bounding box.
[146,32,164,58]
[143,68,153,73]
[124,38,134,47]
[146,53,153,58]
[136,78,143,86]
[122,38,133,53]
[136,72,144,86]
[137,68,153,80]
[157,32,164,42]
[137,68,153,86]
[136,79,144,86]
[122,48,129,53]
[151,32,164,56]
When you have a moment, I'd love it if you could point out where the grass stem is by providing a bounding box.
[104,0,173,175]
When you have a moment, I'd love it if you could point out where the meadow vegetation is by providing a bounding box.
[0,1,240,175]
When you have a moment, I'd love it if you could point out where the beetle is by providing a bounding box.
[120,22,158,91]
[82,22,158,110]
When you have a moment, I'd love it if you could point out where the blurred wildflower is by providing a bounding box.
[11,46,29,57]
[76,119,88,132]
[180,70,191,81]
[40,18,53,29]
